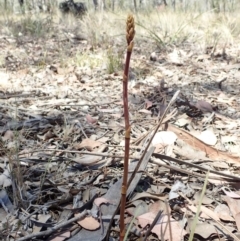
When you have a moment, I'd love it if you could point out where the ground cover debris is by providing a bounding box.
[1,1,240,240]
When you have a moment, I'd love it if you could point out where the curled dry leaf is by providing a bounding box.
[73,155,102,166]
[74,138,103,151]
[195,100,214,113]
[2,130,14,141]
[77,216,100,230]
[145,99,153,109]
[168,124,240,164]
[94,197,114,207]
[86,114,97,125]
[43,130,56,141]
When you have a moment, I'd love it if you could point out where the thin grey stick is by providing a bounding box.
[16,210,87,241]
[152,153,240,181]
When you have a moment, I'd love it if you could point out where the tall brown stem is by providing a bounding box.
[119,14,135,241]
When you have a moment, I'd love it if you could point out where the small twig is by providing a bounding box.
[18,149,140,160]
[149,160,237,181]
[152,153,240,181]
[21,206,47,223]
[217,76,227,90]
[74,121,88,139]
[53,101,120,107]
[99,207,104,236]
[16,210,87,241]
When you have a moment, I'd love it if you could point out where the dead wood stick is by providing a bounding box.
[18,149,140,160]
[16,210,87,241]
[148,161,236,182]
[152,153,240,181]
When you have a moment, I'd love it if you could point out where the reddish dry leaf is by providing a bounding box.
[168,124,240,164]
[74,138,103,151]
[145,99,153,109]
[73,155,102,166]
[2,130,14,141]
[43,130,56,141]
[195,100,214,113]
[148,200,170,215]
[77,216,100,230]
[94,197,116,207]
[138,213,186,240]
[69,188,81,195]
[86,114,97,125]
